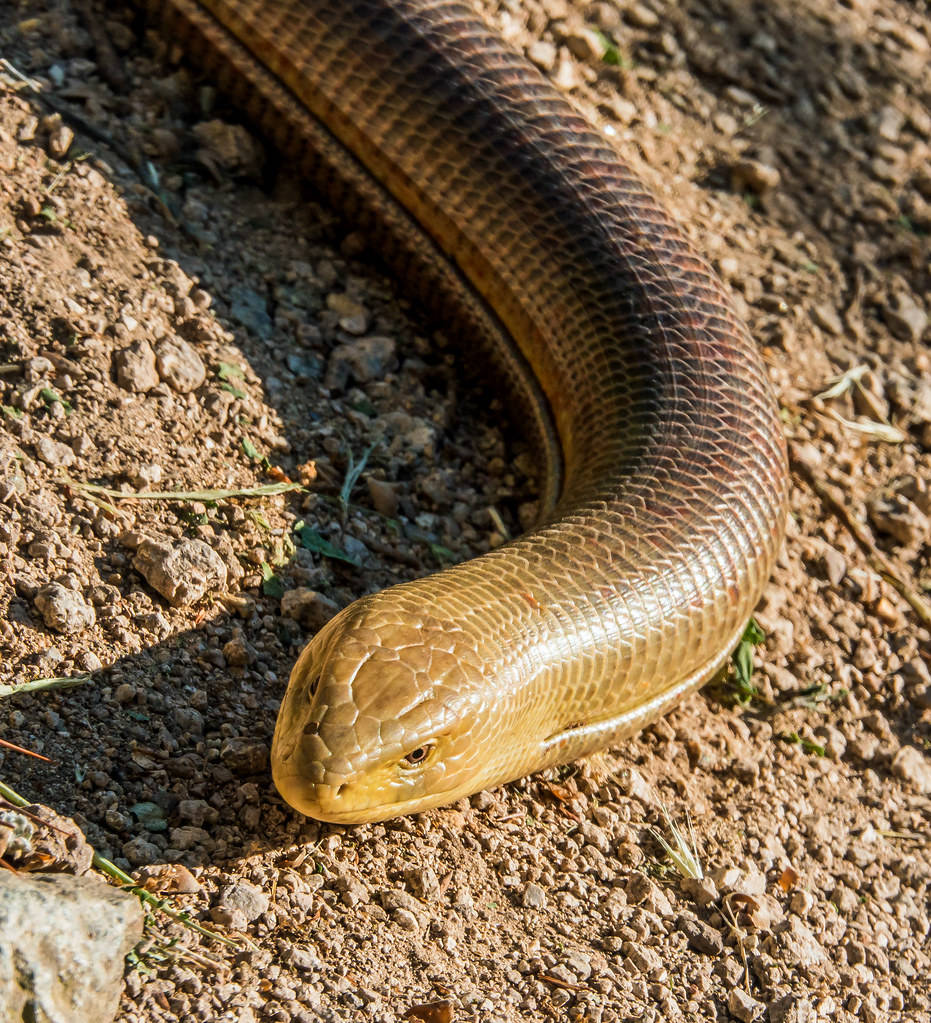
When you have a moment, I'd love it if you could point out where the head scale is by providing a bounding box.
[271,591,509,823]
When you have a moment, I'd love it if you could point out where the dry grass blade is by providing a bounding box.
[827,411,906,444]
[877,828,927,844]
[720,895,751,991]
[651,802,704,879]
[67,478,303,502]
[814,364,869,400]
[0,737,52,762]
[0,674,90,698]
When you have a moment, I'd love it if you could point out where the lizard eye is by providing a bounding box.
[402,745,432,767]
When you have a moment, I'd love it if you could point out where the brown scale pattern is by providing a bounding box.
[147,0,790,822]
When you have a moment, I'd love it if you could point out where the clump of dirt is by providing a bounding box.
[1,1,929,1022]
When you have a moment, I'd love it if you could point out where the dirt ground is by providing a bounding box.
[1,0,930,1021]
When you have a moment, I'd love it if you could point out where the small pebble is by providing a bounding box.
[114,340,159,392]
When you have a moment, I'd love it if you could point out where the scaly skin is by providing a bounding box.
[143,0,789,823]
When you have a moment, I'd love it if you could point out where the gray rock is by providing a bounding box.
[222,633,255,667]
[325,336,396,390]
[192,119,264,176]
[820,545,847,585]
[546,963,580,987]
[366,476,400,517]
[77,651,102,674]
[133,536,227,606]
[334,869,370,908]
[154,336,206,393]
[34,582,95,634]
[522,882,547,910]
[768,993,815,1023]
[891,745,931,793]
[867,494,929,547]
[380,888,423,930]
[902,657,931,686]
[681,875,719,907]
[121,835,161,866]
[403,864,440,902]
[814,724,847,761]
[625,942,663,974]
[47,121,74,160]
[280,588,339,632]
[34,435,75,468]
[230,287,273,338]
[174,706,205,734]
[565,26,604,63]
[0,872,142,1023]
[114,339,159,392]
[219,736,269,775]
[326,292,370,335]
[884,291,928,342]
[810,303,843,336]
[178,799,216,827]
[847,732,880,762]
[627,2,660,29]
[676,913,723,955]
[285,351,323,380]
[527,39,557,72]
[626,871,674,917]
[876,105,905,141]
[774,916,824,968]
[731,158,781,196]
[729,987,764,1022]
[216,880,269,924]
[391,907,419,931]
[563,950,592,981]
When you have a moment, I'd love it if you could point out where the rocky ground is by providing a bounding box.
[1,0,930,1021]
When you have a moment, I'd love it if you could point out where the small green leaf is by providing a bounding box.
[742,619,766,645]
[40,387,71,412]
[730,618,765,705]
[241,436,260,461]
[295,523,360,567]
[260,562,285,598]
[595,29,625,67]
[350,397,376,417]
[2,405,22,420]
[218,361,245,381]
[220,381,246,399]
[779,731,826,757]
[429,542,457,565]
[247,509,271,531]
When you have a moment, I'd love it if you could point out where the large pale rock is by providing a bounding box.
[133,536,227,606]
[0,872,143,1023]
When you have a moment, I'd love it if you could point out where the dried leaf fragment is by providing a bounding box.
[405,999,453,1023]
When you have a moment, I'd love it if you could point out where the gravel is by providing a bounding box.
[1,1,930,1022]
